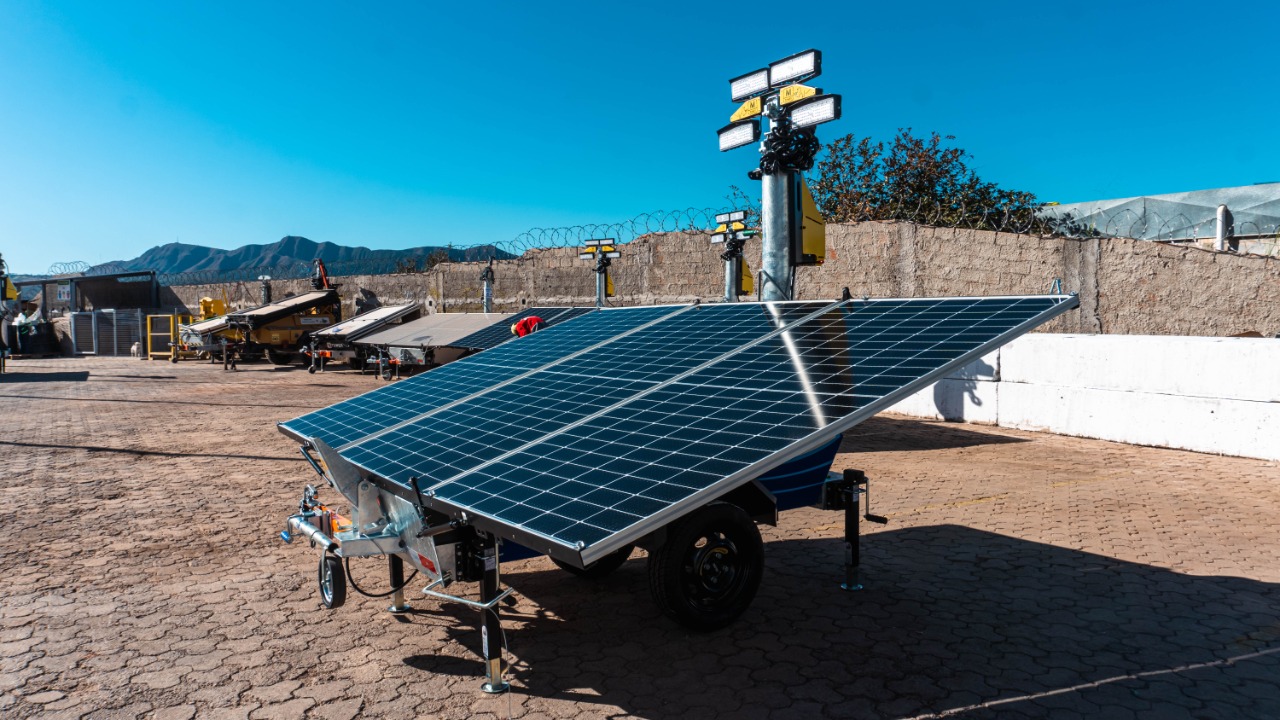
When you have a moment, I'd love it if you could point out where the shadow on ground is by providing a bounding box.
[0,392,321,409]
[0,439,302,463]
[402,525,1279,719]
[0,370,90,383]
[841,415,1027,453]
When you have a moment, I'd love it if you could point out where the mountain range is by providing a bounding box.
[94,236,512,275]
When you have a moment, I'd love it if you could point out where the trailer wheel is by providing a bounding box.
[648,503,763,631]
[266,349,291,366]
[307,365,317,374]
[552,544,633,579]
[318,553,346,609]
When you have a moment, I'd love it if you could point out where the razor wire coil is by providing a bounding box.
[45,203,1280,288]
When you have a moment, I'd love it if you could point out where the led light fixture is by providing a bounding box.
[729,68,769,102]
[715,210,747,224]
[604,251,621,258]
[584,238,615,247]
[768,49,821,88]
[717,119,760,152]
[710,233,727,244]
[578,253,594,260]
[788,94,841,129]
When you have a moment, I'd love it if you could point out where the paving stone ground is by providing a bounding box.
[2,356,1278,719]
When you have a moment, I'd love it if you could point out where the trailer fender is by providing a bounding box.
[714,479,778,526]
[635,479,777,555]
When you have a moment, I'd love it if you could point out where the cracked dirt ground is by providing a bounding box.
[3,357,1278,719]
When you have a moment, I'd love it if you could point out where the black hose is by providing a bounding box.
[343,556,419,599]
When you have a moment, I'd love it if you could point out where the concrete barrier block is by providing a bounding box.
[998,382,1280,461]
[1002,335,1280,402]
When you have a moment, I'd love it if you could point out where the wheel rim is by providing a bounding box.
[681,531,745,608]
[320,558,335,604]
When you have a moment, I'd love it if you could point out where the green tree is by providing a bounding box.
[809,129,1045,232]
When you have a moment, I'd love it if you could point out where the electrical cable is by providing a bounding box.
[759,121,820,175]
[343,557,419,599]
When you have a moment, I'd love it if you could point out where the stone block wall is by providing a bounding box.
[161,221,1280,337]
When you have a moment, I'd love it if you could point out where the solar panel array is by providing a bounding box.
[446,307,596,350]
[352,312,513,350]
[227,290,338,328]
[282,295,1077,566]
[312,304,419,342]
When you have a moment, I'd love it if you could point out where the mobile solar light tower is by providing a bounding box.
[719,49,841,301]
[710,210,756,301]
[578,239,620,308]
[278,292,1079,692]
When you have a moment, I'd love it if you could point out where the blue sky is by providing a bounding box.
[1,0,1276,274]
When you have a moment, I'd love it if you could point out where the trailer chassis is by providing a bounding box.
[280,442,881,693]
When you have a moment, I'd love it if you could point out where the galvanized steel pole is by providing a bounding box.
[760,97,791,301]
[1215,204,1231,251]
[481,261,494,313]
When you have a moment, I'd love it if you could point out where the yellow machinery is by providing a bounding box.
[219,260,341,369]
[153,295,226,362]
[200,296,227,319]
[170,262,341,369]
[245,302,340,365]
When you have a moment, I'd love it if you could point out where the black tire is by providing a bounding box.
[318,553,346,609]
[552,544,634,579]
[648,503,763,632]
[307,365,317,374]
[169,355,179,364]
[266,349,291,366]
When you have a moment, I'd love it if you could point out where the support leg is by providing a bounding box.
[479,534,509,694]
[387,555,410,613]
[842,485,863,591]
